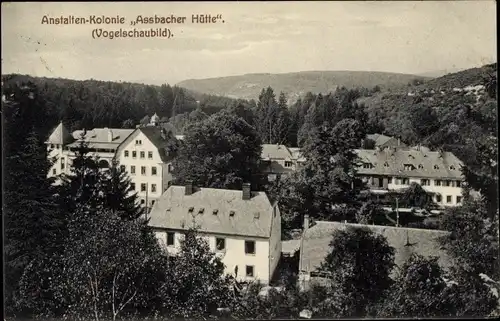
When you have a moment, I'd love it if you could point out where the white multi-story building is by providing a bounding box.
[148,182,282,285]
[45,121,134,182]
[355,148,465,207]
[114,124,176,209]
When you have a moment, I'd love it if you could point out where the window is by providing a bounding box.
[421,179,430,186]
[418,164,424,169]
[444,180,451,187]
[450,165,456,170]
[124,150,129,157]
[284,161,293,168]
[363,163,373,169]
[457,196,462,204]
[141,183,146,192]
[436,195,442,203]
[216,238,225,251]
[246,265,254,277]
[148,151,153,159]
[446,195,452,203]
[130,183,136,190]
[140,151,145,159]
[135,139,142,145]
[434,165,439,170]
[140,199,145,204]
[167,232,175,246]
[52,168,56,175]
[141,166,146,175]
[151,200,155,206]
[388,177,393,184]
[50,144,54,149]
[435,180,441,186]
[132,151,137,158]
[401,178,410,185]
[152,166,157,175]
[120,165,126,172]
[403,164,414,171]
[384,162,389,167]
[245,241,255,255]
[151,184,157,193]
[131,166,136,174]
[167,164,172,173]
[61,163,65,170]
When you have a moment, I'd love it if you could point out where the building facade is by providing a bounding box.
[147,182,282,284]
[45,121,134,182]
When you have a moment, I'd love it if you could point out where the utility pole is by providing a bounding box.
[396,197,400,227]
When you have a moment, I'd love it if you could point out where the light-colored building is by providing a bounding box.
[261,144,305,181]
[355,148,465,207]
[148,182,282,284]
[114,125,177,209]
[45,121,134,181]
[297,215,453,290]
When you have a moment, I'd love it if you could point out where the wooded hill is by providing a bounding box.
[177,70,429,103]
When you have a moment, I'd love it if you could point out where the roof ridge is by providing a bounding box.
[314,220,449,233]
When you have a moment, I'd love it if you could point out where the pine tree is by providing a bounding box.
[3,84,66,315]
[101,160,143,220]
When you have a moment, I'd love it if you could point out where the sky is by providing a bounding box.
[1,1,497,85]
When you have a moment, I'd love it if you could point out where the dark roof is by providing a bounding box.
[139,127,177,162]
[300,221,453,277]
[148,185,276,238]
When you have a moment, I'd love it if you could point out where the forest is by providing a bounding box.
[2,63,499,320]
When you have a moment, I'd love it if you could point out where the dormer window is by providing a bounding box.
[254,212,260,219]
[188,207,194,213]
[418,164,424,169]
[434,165,439,170]
[198,208,205,214]
[403,164,415,171]
[363,163,373,169]
[229,210,235,217]
[213,209,218,215]
[449,165,456,170]
[384,162,389,167]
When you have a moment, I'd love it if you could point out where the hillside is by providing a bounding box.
[177,71,429,103]
[1,74,241,138]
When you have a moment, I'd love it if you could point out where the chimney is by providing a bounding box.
[303,214,310,230]
[242,183,251,200]
[160,128,167,140]
[185,181,193,196]
[107,129,113,142]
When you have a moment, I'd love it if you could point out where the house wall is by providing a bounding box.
[153,229,272,284]
[116,130,165,208]
[363,174,464,207]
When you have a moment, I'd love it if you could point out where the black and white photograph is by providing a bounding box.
[2,1,498,320]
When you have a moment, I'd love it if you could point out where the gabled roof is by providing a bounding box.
[300,221,453,277]
[139,127,177,162]
[261,144,293,160]
[46,122,74,145]
[148,186,275,238]
[355,148,464,179]
[68,128,134,150]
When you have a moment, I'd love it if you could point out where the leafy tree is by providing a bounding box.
[139,115,151,126]
[399,182,437,210]
[158,228,233,319]
[277,119,366,225]
[172,112,263,190]
[121,119,135,129]
[222,100,256,126]
[17,205,168,321]
[361,137,376,149]
[158,83,174,117]
[319,226,395,317]
[439,198,499,279]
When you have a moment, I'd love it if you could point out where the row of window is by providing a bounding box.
[436,195,462,204]
[124,150,153,159]
[390,178,462,187]
[165,232,257,255]
[121,165,158,176]
[131,182,158,193]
